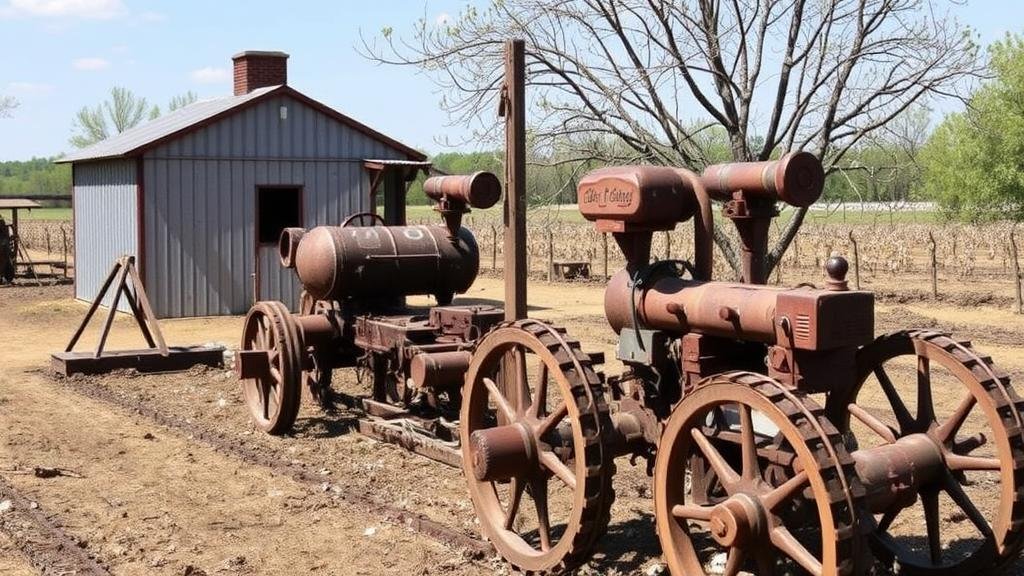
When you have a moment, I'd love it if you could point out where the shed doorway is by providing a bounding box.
[255,186,303,308]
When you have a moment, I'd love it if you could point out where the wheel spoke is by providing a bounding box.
[536,401,568,439]
[529,361,549,419]
[483,377,517,424]
[504,477,526,531]
[690,428,740,491]
[539,450,577,491]
[763,470,809,512]
[671,503,713,521]
[875,366,915,434]
[739,404,760,481]
[917,356,935,426]
[513,347,531,414]
[942,469,994,537]
[937,394,977,444]
[771,525,823,576]
[530,479,552,552]
[848,403,898,444]
[723,547,746,576]
[259,379,271,420]
[946,453,1001,471]
[878,506,900,533]
[922,490,942,565]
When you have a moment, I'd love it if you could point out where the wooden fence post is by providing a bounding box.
[928,231,938,300]
[1011,229,1023,315]
[602,233,609,280]
[848,230,861,290]
[491,225,498,271]
[547,231,554,282]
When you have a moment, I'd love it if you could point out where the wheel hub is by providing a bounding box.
[853,433,947,514]
[708,493,765,548]
[468,423,536,482]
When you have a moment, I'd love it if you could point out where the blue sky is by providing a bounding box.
[0,0,1021,161]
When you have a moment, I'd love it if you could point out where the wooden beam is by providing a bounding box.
[503,38,527,321]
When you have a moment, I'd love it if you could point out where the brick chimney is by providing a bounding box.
[232,51,289,96]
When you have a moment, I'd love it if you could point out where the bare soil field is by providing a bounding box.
[1,271,1023,575]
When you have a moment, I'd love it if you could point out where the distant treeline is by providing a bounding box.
[0,158,71,205]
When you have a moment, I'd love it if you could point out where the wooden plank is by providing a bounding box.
[50,347,224,377]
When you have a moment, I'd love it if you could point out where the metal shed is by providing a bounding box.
[59,51,428,318]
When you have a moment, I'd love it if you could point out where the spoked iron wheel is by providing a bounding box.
[826,330,1024,575]
[239,301,303,434]
[655,372,862,576]
[461,319,615,574]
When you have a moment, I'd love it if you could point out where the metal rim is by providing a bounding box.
[460,319,614,574]
[239,301,302,434]
[340,211,385,228]
[654,372,862,576]
[826,330,1024,574]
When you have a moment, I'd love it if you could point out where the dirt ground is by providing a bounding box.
[1,274,1023,575]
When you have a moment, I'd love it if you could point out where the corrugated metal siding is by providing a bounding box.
[143,94,408,318]
[73,159,137,312]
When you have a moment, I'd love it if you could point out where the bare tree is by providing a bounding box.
[364,0,983,276]
[0,96,17,118]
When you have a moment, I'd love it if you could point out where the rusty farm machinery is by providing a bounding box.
[235,154,1024,576]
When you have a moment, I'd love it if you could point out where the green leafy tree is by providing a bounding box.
[70,89,201,148]
[70,87,157,148]
[919,34,1024,221]
[168,91,198,111]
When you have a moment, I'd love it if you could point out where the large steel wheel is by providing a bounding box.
[826,330,1024,575]
[655,372,862,576]
[239,301,303,434]
[461,319,615,574]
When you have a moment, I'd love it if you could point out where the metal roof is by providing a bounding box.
[57,86,279,163]
[57,85,427,163]
[0,198,42,209]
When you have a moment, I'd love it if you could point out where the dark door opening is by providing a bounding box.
[257,186,302,244]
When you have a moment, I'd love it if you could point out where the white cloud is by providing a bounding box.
[6,0,125,19]
[72,56,110,71]
[6,81,54,94]
[190,66,229,84]
[435,12,451,26]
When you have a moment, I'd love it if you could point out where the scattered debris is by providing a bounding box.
[364,526,377,537]
[33,466,83,479]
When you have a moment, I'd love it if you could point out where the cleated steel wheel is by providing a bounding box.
[826,330,1024,575]
[655,372,863,576]
[239,301,302,434]
[461,319,615,574]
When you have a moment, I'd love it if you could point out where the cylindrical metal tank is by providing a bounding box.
[294,224,480,302]
[423,172,502,209]
[701,151,824,207]
[604,269,783,342]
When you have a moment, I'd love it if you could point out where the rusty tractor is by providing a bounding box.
[238,156,1024,576]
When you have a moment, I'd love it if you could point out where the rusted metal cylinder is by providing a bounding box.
[852,434,946,514]
[468,424,534,481]
[278,227,306,269]
[423,172,502,209]
[701,151,824,207]
[294,313,337,348]
[410,350,472,391]
[578,165,699,230]
[293,224,480,302]
[604,268,781,340]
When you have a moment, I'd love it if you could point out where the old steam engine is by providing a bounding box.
[237,154,1024,576]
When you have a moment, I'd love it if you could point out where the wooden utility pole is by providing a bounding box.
[501,39,527,320]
